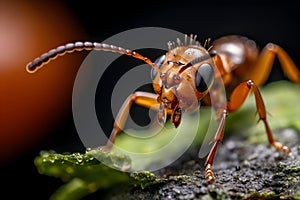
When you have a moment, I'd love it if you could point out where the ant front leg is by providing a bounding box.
[250,43,300,86]
[204,108,227,183]
[227,80,291,155]
[102,92,159,151]
[202,77,229,183]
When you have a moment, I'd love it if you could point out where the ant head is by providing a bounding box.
[150,44,216,111]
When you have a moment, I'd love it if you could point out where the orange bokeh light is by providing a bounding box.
[0,1,86,166]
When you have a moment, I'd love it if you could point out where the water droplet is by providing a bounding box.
[121,164,131,171]
[86,148,91,152]
[75,153,83,163]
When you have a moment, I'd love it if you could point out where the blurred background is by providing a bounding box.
[1,0,299,199]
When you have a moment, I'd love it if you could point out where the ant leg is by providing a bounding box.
[250,43,300,86]
[227,80,291,155]
[202,77,229,183]
[205,108,227,183]
[102,92,159,151]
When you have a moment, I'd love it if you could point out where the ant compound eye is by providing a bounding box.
[195,63,214,92]
[151,54,165,80]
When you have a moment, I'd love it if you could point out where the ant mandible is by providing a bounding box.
[26,34,300,183]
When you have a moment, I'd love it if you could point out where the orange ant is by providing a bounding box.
[26,34,299,183]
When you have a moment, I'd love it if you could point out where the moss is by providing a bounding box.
[34,149,134,200]
[294,190,300,200]
[131,171,165,189]
[244,191,276,200]
[288,166,300,173]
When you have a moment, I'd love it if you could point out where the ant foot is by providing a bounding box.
[272,141,291,156]
[205,164,216,183]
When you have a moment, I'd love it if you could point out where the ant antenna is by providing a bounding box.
[26,41,161,75]
[178,51,217,73]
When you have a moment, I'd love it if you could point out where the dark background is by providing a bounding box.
[2,0,299,199]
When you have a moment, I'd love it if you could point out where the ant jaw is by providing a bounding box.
[171,106,182,128]
[157,104,167,126]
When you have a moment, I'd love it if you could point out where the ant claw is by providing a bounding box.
[282,146,292,156]
[272,141,291,156]
[205,164,216,183]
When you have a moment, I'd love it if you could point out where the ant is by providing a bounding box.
[26,34,300,183]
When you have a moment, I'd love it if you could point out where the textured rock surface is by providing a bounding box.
[102,129,300,200]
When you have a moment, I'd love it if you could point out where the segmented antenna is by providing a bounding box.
[190,50,217,66]
[26,41,161,74]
